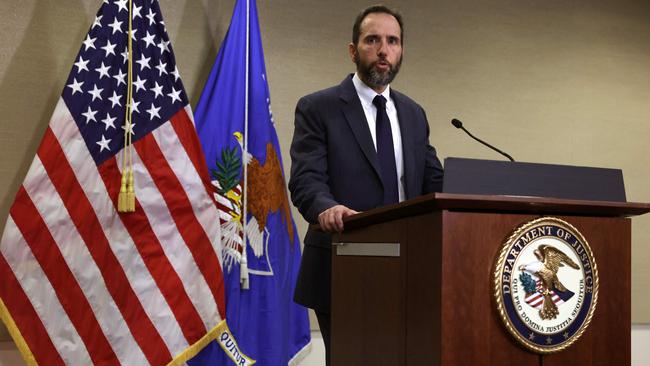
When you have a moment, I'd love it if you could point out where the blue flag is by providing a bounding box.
[191,0,311,364]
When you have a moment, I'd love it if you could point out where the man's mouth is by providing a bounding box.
[374,60,391,72]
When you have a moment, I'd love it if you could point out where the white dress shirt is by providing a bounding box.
[352,73,405,202]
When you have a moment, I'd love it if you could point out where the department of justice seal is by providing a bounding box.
[493,217,599,353]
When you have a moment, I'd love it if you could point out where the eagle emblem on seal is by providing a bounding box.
[518,244,580,320]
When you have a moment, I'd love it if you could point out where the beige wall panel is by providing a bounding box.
[1,0,649,343]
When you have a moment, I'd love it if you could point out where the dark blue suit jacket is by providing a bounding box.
[289,75,443,312]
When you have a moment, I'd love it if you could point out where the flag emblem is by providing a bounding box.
[213,132,295,276]
[493,217,599,353]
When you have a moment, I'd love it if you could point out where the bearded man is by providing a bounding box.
[288,5,444,363]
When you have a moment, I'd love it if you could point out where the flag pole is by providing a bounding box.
[240,0,251,289]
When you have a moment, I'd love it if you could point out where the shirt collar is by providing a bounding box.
[352,73,391,107]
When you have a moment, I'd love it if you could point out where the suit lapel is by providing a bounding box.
[338,76,382,181]
[392,90,416,199]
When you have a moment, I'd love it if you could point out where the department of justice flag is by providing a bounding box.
[0,1,227,365]
[191,0,311,364]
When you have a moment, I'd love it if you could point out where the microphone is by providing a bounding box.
[451,118,515,162]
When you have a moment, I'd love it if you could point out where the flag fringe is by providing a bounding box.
[288,340,313,366]
[165,320,247,366]
[0,298,38,366]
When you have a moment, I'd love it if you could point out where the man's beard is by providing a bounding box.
[354,52,403,89]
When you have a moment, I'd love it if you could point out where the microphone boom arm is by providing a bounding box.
[451,118,515,162]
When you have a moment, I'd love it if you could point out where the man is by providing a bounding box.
[288,5,444,363]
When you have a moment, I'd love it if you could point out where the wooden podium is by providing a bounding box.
[330,193,650,365]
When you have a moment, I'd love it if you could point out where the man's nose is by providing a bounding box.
[377,40,387,56]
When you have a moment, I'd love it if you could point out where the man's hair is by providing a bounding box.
[352,5,404,46]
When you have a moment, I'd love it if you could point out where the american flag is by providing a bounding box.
[0,0,225,365]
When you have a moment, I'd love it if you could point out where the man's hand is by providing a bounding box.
[318,205,359,233]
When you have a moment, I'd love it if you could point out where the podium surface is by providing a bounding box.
[330,193,650,365]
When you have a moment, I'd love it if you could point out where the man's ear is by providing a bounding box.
[348,43,357,63]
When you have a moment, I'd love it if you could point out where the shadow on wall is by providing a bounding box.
[0,0,88,341]
[166,0,233,107]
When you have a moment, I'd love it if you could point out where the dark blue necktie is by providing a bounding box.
[373,95,399,205]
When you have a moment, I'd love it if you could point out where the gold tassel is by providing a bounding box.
[118,172,128,212]
[126,169,135,212]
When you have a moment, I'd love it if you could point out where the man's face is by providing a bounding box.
[349,12,403,92]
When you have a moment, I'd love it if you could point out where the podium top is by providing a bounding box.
[341,192,650,231]
[442,157,627,202]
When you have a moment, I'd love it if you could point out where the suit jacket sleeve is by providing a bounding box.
[288,95,339,224]
[421,108,444,194]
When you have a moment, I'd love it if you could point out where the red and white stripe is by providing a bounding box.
[213,186,244,271]
[214,185,243,226]
[524,281,565,309]
[0,99,225,365]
